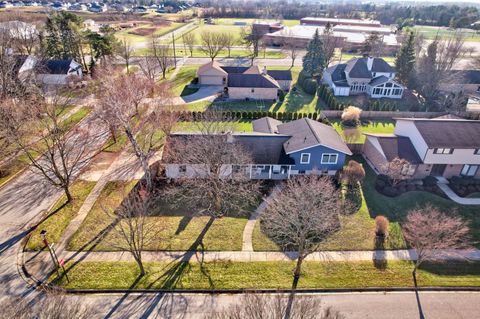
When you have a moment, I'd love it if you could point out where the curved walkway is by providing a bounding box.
[437,183,480,205]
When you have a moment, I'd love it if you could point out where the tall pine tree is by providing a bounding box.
[302,29,325,78]
[395,32,416,87]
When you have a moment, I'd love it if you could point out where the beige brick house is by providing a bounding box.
[363,118,480,179]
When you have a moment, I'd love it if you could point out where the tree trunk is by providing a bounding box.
[291,57,295,68]
[284,254,304,319]
[135,255,146,277]
[64,185,73,203]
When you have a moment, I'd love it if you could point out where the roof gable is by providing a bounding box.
[198,61,228,76]
[227,74,280,88]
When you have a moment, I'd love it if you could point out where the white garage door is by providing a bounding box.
[200,75,224,85]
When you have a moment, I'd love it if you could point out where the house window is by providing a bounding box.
[321,154,338,164]
[461,164,478,177]
[300,153,311,164]
[433,148,454,154]
[393,88,402,95]
[179,165,186,173]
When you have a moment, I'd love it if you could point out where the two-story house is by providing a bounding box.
[322,57,404,99]
[164,117,352,179]
[363,118,480,179]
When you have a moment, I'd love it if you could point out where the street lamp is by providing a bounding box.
[40,230,61,277]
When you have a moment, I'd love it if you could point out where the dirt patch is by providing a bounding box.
[128,27,158,36]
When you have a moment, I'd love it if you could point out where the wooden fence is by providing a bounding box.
[320,111,447,119]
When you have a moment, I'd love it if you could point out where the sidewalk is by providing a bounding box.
[437,183,480,205]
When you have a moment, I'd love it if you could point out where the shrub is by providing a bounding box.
[302,78,318,95]
[297,70,310,88]
[423,176,438,187]
[278,90,286,102]
[341,106,362,127]
[342,160,365,185]
[375,215,389,237]
[382,186,399,197]
[375,179,387,189]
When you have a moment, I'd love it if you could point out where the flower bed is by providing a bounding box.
[374,175,445,198]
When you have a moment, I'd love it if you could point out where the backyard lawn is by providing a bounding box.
[53,260,480,290]
[26,180,97,251]
[174,120,253,132]
[331,120,395,143]
[67,181,249,252]
[170,65,198,96]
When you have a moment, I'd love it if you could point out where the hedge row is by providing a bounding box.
[155,110,330,124]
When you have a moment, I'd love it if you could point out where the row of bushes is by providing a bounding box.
[155,110,331,124]
[375,174,444,197]
[449,176,480,197]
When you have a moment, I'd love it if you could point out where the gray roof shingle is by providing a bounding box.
[252,117,282,134]
[227,74,280,88]
[367,134,422,164]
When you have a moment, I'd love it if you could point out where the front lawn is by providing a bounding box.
[67,181,249,252]
[357,156,480,247]
[26,180,97,251]
[170,65,199,96]
[52,260,480,289]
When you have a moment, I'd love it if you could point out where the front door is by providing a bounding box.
[430,164,447,176]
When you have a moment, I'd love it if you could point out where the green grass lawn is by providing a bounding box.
[52,260,480,290]
[170,65,198,96]
[176,24,244,45]
[332,120,395,144]
[67,181,249,252]
[26,180,96,251]
[357,156,480,247]
[174,120,253,133]
[253,183,406,252]
[406,25,480,42]
[134,47,285,59]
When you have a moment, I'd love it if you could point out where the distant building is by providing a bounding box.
[88,3,107,13]
[0,1,13,8]
[37,59,83,85]
[439,70,480,95]
[252,21,284,37]
[300,17,382,28]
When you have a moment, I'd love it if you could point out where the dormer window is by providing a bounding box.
[433,148,454,154]
[475,149,480,155]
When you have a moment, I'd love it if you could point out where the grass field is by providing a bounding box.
[176,24,244,45]
[67,181,250,252]
[52,260,480,290]
[331,120,395,143]
[115,22,185,43]
[406,25,480,42]
[26,180,96,251]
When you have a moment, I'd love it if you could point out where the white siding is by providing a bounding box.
[394,120,428,160]
[423,149,480,165]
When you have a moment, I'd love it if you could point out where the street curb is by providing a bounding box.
[62,287,480,294]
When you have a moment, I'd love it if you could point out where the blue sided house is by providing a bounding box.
[165,117,352,180]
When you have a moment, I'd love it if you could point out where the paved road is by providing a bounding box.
[0,112,109,302]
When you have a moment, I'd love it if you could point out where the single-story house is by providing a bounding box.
[36,59,83,85]
[197,62,292,100]
[439,70,480,95]
[322,57,404,99]
[363,118,480,179]
[164,117,352,179]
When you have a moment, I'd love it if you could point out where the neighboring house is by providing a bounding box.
[363,118,480,179]
[36,59,83,85]
[88,3,106,12]
[164,117,352,179]
[439,70,480,95]
[322,57,404,99]
[197,62,292,100]
[0,21,37,40]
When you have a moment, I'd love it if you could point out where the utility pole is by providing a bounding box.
[40,230,69,282]
[172,32,177,68]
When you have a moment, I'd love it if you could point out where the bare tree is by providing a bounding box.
[322,23,340,66]
[402,205,472,278]
[151,35,173,79]
[96,68,172,190]
[223,32,236,58]
[163,112,261,219]
[0,292,94,319]
[182,31,196,57]
[118,38,133,73]
[260,175,346,318]
[0,95,92,202]
[281,32,300,68]
[208,293,344,319]
[101,184,161,276]
[380,157,412,186]
[199,31,227,61]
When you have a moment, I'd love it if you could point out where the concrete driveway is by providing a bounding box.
[181,85,223,104]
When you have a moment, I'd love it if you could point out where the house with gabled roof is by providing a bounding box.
[322,57,404,99]
[164,117,352,179]
[363,118,480,179]
[197,61,292,101]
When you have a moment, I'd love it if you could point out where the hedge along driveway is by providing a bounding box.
[67,181,249,252]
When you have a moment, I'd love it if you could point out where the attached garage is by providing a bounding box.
[197,61,228,86]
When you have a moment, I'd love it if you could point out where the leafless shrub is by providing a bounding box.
[375,215,389,237]
[342,128,361,144]
[380,157,412,186]
[341,106,362,123]
[342,160,365,185]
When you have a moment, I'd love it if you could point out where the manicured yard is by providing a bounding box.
[174,120,253,133]
[170,65,198,96]
[357,156,480,247]
[332,120,395,143]
[26,180,97,251]
[253,185,406,252]
[67,181,249,252]
[52,260,480,289]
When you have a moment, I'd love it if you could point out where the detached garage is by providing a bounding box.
[197,61,227,86]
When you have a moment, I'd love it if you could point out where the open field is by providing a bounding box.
[53,260,480,289]
[176,24,245,45]
[115,22,185,43]
[406,25,480,42]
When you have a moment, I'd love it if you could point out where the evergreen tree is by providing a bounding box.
[395,32,416,87]
[302,29,325,78]
[362,32,383,57]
